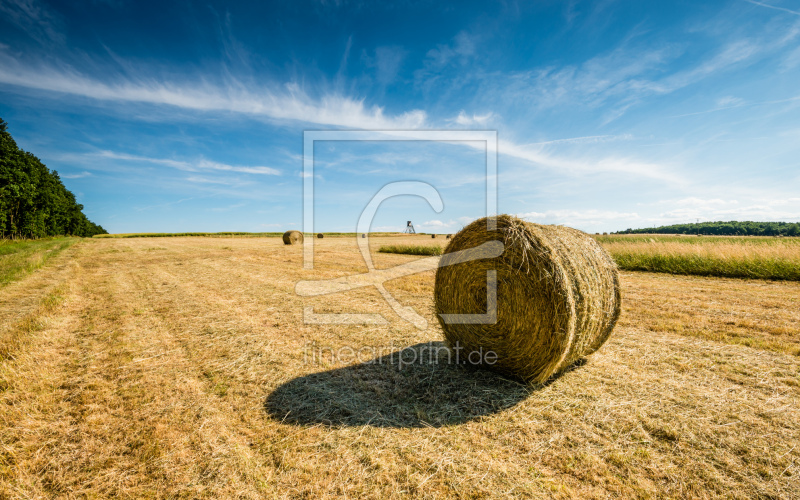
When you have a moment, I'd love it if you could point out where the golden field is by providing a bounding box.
[1,235,799,498]
[597,234,800,281]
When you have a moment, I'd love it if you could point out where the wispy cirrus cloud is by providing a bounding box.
[520,134,632,147]
[94,151,282,175]
[450,111,494,125]
[0,52,428,129]
[421,31,477,69]
[745,0,800,16]
[59,170,92,179]
[669,93,800,117]
[446,19,799,124]
[0,0,64,45]
[363,45,408,86]
[495,139,685,184]
[414,31,479,93]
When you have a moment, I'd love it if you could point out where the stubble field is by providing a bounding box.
[1,235,799,498]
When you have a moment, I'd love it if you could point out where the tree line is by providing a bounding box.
[0,118,107,238]
[617,221,800,236]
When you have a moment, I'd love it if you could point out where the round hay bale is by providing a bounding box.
[282,230,304,245]
[446,234,452,239]
[431,234,436,238]
[434,215,621,384]
[317,233,324,239]
[362,233,366,238]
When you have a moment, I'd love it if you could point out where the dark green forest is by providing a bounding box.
[618,221,800,236]
[0,118,106,239]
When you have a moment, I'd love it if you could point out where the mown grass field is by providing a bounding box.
[379,244,444,256]
[0,237,79,286]
[376,232,800,281]
[597,234,800,280]
[0,234,798,498]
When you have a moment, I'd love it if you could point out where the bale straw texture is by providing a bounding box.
[282,230,304,245]
[434,215,621,384]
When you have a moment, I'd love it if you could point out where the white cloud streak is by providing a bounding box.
[745,0,800,16]
[95,151,281,175]
[0,53,428,129]
[494,139,684,184]
[59,170,92,179]
[451,111,494,125]
[521,134,633,147]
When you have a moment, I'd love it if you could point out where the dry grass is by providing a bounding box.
[0,235,798,498]
[379,244,443,256]
[619,271,800,355]
[598,234,800,280]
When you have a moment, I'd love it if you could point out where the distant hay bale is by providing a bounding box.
[283,230,304,245]
[432,234,436,238]
[317,233,324,239]
[434,215,621,384]
[446,234,452,239]
[362,233,366,238]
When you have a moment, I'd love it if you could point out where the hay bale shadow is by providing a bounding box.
[265,342,585,428]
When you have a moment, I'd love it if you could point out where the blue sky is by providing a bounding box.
[1,0,799,233]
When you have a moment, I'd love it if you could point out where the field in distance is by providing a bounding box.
[368,232,800,281]
[378,232,800,281]
[0,235,798,498]
[596,233,800,280]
